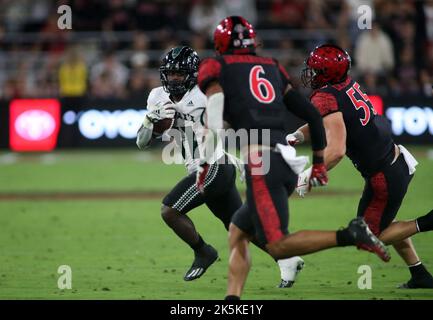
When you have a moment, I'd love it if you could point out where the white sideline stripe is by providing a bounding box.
[134,153,155,162]
[0,153,58,165]
[40,154,57,165]
[0,153,18,165]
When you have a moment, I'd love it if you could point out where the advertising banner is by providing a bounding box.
[9,99,61,151]
[0,96,431,150]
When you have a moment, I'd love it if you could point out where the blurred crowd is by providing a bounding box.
[0,0,432,100]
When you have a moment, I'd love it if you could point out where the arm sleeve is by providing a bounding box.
[136,122,153,150]
[206,92,224,131]
[283,89,327,151]
[146,89,158,112]
[197,58,222,93]
[310,91,339,117]
[136,89,159,149]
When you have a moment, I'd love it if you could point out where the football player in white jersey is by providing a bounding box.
[136,46,240,281]
[136,46,303,286]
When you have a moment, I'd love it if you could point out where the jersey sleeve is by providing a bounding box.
[197,58,222,93]
[310,91,340,117]
[146,89,159,112]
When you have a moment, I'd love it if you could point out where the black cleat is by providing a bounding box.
[348,218,391,262]
[416,209,433,232]
[398,275,433,289]
[184,244,218,281]
[278,280,295,288]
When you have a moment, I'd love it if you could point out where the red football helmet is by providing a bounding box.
[214,16,257,55]
[302,44,351,89]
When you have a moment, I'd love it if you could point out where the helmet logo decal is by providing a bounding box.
[171,47,183,59]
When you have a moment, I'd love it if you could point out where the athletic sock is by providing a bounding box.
[190,234,206,253]
[225,295,240,300]
[336,228,354,247]
[409,262,430,278]
[415,209,433,232]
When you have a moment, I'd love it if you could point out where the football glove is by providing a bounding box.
[286,130,305,146]
[146,103,176,124]
[196,162,210,194]
[295,167,311,197]
[295,163,328,197]
[310,163,328,188]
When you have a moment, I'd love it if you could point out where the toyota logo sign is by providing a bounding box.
[15,110,57,141]
[9,99,61,151]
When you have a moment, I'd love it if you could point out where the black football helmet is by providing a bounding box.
[160,46,200,97]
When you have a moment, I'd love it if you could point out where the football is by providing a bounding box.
[153,117,175,135]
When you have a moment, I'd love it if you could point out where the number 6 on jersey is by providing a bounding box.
[249,65,276,104]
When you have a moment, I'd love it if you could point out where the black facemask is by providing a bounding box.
[163,72,189,97]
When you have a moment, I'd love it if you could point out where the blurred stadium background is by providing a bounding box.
[0,0,432,300]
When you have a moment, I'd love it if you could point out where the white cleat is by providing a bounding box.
[277,256,305,288]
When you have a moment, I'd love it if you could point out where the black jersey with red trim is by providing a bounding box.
[311,77,394,176]
[198,54,292,146]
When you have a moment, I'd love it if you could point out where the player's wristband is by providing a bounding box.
[143,115,153,127]
[312,155,324,164]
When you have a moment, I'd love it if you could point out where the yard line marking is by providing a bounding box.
[134,153,155,162]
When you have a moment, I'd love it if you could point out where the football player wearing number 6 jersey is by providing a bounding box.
[197,16,391,300]
[289,44,433,288]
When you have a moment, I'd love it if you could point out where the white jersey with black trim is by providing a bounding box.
[147,85,224,174]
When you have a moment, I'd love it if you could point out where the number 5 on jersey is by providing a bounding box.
[249,65,276,104]
[346,82,377,126]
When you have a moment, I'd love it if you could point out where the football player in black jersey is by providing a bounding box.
[196,16,391,300]
[287,44,433,289]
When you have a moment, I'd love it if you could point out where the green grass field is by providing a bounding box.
[0,146,432,300]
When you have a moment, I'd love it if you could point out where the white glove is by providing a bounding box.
[286,130,305,146]
[146,103,176,124]
[295,166,312,197]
